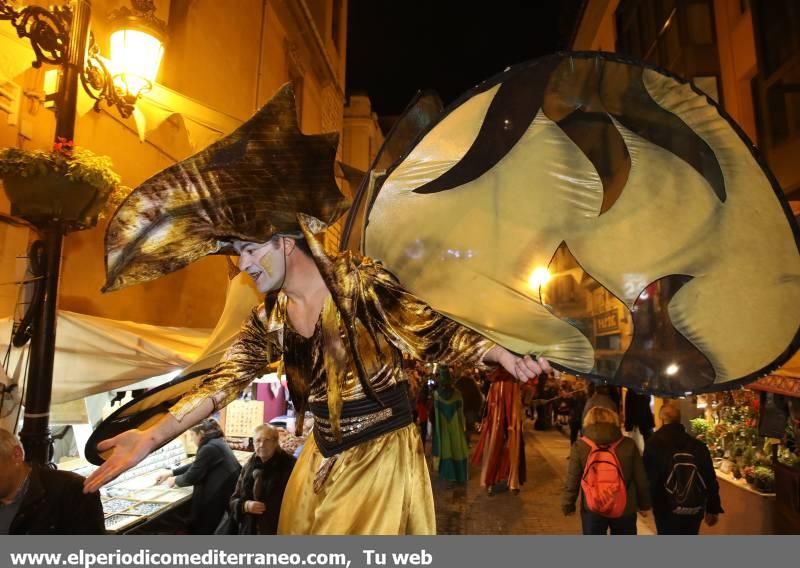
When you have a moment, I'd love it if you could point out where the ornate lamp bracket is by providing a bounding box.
[0,0,71,67]
[80,32,138,118]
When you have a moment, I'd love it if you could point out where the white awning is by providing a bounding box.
[0,271,262,405]
[0,310,210,405]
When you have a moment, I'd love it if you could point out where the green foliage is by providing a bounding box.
[0,146,121,193]
[690,418,712,438]
[753,466,775,492]
[0,146,129,221]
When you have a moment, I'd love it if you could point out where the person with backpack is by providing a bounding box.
[644,403,722,534]
[562,406,651,534]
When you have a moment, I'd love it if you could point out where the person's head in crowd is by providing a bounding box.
[583,406,620,430]
[0,428,28,504]
[418,383,430,402]
[659,402,682,425]
[595,384,610,396]
[253,424,281,462]
[189,418,225,448]
[437,365,453,388]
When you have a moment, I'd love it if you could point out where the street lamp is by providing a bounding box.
[81,0,166,118]
[0,0,166,464]
[108,0,165,98]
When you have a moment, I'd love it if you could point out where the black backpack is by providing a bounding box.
[664,448,708,515]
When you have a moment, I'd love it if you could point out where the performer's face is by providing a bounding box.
[233,238,286,293]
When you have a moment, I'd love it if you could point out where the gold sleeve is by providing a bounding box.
[360,259,496,367]
[169,305,279,422]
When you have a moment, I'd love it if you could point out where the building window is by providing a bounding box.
[687,2,714,45]
[755,0,800,76]
[751,0,800,149]
[615,0,720,83]
[739,0,751,15]
[332,0,343,52]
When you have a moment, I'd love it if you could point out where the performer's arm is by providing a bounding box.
[168,304,278,421]
[361,261,494,365]
[84,306,277,493]
[361,260,549,381]
[83,399,214,493]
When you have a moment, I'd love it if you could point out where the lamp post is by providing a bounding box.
[0,0,165,464]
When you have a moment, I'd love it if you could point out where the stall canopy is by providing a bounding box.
[0,311,210,405]
[175,271,261,378]
[0,271,262,406]
[751,351,800,397]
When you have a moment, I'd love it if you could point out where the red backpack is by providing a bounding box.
[580,436,627,518]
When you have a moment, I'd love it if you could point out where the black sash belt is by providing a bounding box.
[309,385,413,458]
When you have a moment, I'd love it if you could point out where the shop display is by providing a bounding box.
[103,487,133,499]
[152,489,191,504]
[224,436,251,451]
[690,390,779,493]
[132,488,169,501]
[102,498,137,514]
[128,502,167,516]
[103,514,140,532]
[224,400,265,437]
[277,426,307,455]
[59,438,192,533]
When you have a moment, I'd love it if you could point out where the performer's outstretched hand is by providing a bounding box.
[83,397,215,494]
[83,429,157,493]
[486,346,552,382]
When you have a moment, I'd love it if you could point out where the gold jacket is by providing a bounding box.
[170,214,496,440]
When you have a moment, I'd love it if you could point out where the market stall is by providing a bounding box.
[749,373,800,533]
[58,435,255,534]
[0,310,211,411]
[686,381,800,534]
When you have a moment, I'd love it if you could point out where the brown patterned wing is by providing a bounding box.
[104,83,349,292]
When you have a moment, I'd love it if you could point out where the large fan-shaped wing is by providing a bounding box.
[365,52,800,396]
[340,91,444,253]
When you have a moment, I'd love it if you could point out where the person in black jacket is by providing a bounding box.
[156,418,241,534]
[644,403,723,534]
[624,390,655,441]
[0,428,104,534]
[229,424,295,534]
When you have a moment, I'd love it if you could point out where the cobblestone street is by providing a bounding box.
[432,425,655,535]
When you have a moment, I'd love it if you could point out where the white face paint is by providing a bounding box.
[233,238,286,293]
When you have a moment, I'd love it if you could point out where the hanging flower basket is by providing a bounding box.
[0,141,129,232]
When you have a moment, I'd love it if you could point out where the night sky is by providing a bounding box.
[346,0,585,117]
